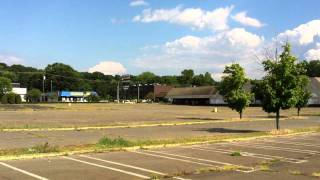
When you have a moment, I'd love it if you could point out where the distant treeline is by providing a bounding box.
[0,63,218,100]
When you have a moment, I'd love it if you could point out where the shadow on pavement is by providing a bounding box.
[195,128,261,133]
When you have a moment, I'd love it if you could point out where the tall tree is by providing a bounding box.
[260,43,300,130]
[306,60,320,77]
[219,64,252,119]
[179,69,194,86]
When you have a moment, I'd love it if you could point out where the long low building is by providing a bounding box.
[166,77,320,106]
[59,91,98,102]
[166,86,225,105]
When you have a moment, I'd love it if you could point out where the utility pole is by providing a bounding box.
[42,75,46,102]
[50,80,53,93]
[117,81,120,103]
[137,83,141,103]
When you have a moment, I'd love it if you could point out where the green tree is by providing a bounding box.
[137,72,158,84]
[260,43,301,130]
[295,75,311,116]
[179,69,194,86]
[305,60,320,77]
[219,64,252,119]
[0,77,12,98]
[27,89,42,103]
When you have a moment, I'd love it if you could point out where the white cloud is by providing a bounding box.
[305,44,320,60]
[133,6,234,31]
[88,61,127,75]
[0,54,24,65]
[134,28,264,78]
[277,20,320,45]
[232,11,264,28]
[130,0,148,7]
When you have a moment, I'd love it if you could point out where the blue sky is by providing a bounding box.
[0,0,320,78]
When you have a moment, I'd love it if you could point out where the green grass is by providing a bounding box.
[230,151,242,156]
[97,136,133,148]
[0,142,60,156]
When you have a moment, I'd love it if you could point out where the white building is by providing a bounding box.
[11,83,27,102]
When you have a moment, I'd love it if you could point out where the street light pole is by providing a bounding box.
[117,81,120,103]
[137,84,140,103]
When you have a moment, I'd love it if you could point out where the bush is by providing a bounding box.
[15,94,22,104]
[27,89,41,103]
[98,136,133,148]
[7,92,16,104]
[1,95,8,104]
[85,94,100,103]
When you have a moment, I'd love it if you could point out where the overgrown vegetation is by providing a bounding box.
[97,136,133,148]
[230,151,242,156]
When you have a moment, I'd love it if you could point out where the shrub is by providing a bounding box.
[7,92,16,104]
[1,95,8,104]
[27,89,41,103]
[85,94,100,103]
[15,94,22,104]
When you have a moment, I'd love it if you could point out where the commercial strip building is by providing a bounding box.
[58,91,98,102]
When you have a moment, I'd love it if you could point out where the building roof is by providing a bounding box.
[166,86,218,99]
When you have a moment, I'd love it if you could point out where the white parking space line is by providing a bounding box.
[142,150,255,173]
[79,155,189,180]
[132,150,219,168]
[261,139,320,148]
[188,146,307,164]
[0,162,49,180]
[228,143,318,155]
[62,156,150,179]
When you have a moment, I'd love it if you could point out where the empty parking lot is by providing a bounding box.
[1,132,319,180]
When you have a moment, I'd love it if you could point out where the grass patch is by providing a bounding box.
[97,136,133,148]
[0,142,59,156]
[230,151,242,156]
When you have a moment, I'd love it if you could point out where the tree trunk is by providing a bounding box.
[240,111,243,119]
[276,109,280,130]
[297,107,301,116]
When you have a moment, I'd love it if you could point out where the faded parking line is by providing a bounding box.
[79,155,189,180]
[187,146,307,163]
[62,156,150,179]
[0,162,49,180]
[140,149,255,173]
[226,142,319,155]
[260,139,320,148]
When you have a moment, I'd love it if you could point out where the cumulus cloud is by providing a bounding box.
[232,11,264,28]
[277,20,320,45]
[130,0,149,7]
[0,54,24,65]
[134,28,265,78]
[274,20,320,60]
[133,6,234,31]
[305,43,320,60]
[88,61,127,75]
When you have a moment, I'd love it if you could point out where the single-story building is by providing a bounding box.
[11,83,27,102]
[166,86,225,105]
[59,91,98,102]
[309,77,320,105]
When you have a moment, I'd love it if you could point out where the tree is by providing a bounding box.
[219,64,252,119]
[306,60,320,77]
[27,89,42,103]
[295,75,311,116]
[0,77,12,98]
[137,72,158,84]
[179,69,194,86]
[15,94,22,104]
[260,43,300,130]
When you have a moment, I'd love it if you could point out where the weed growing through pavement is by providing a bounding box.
[97,136,133,148]
[230,151,242,156]
[289,170,304,175]
[27,142,60,154]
